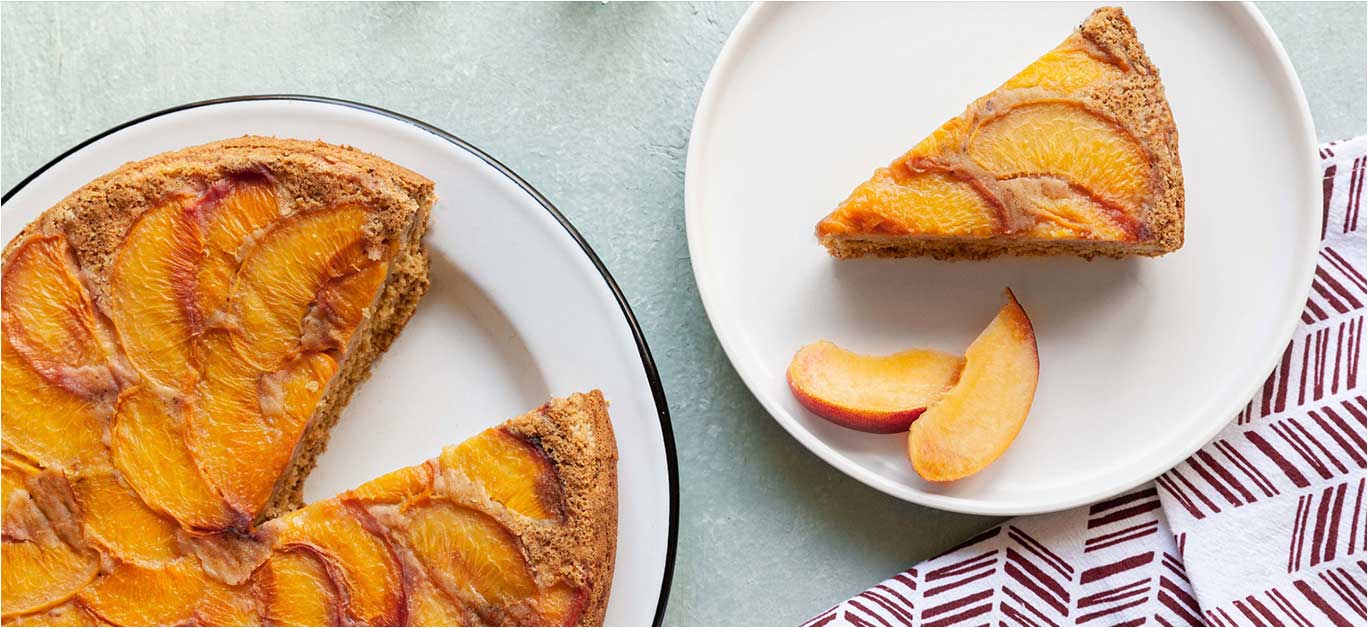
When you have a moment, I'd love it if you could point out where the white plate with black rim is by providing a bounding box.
[1,95,677,626]
[685,2,1320,515]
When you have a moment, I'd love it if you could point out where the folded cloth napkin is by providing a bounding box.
[805,137,1367,628]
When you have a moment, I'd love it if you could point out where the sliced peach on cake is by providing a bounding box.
[440,428,565,520]
[1,601,105,626]
[267,498,406,625]
[107,196,202,391]
[228,205,368,369]
[349,460,435,506]
[2,334,109,471]
[817,169,999,238]
[110,385,239,531]
[403,500,538,618]
[0,235,116,397]
[194,176,282,322]
[536,582,590,626]
[301,252,390,352]
[190,332,336,519]
[1,455,36,514]
[406,571,470,626]
[1,539,98,620]
[908,289,1039,481]
[68,467,180,566]
[787,341,964,433]
[254,546,343,626]
[192,580,260,627]
[967,101,1151,214]
[1000,39,1126,94]
[77,557,212,626]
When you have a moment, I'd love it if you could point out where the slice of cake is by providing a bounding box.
[1,138,620,625]
[816,7,1183,260]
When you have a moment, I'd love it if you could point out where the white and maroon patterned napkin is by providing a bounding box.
[805,137,1367,628]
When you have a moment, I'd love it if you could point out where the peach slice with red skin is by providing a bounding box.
[68,467,181,566]
[110,385,239,531]
[787,341,964,433]
[406,570,470,626]
[2,601,105,626]
[349,459,435,506]
[300,243,389,353]
[402,500,540,622]
[77,557,213,626]
[267,497,406,625]
[107,196,203,391]
[440,428,565,521]
[228,205,368,370]
[0,539,98,620]
[190,332,336,520]
[0,235,116,397]
[194,176,282,324]
[536,582,590,626]
[255,546,343,626]
[908,289,1039,481]
[2,334,109,471]
[967,101,1151,213]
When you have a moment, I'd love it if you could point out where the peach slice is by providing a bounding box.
[1,539,98,620]
[349,460,434,506]
[407,571,469,626]
[255,547,342,626]
[107,197,202,391]
[110,385,238,531]
[301,255,389,353]
[403,501,538,609]
[967,101,1151,211]
[440,428,565,520]
[1,334,109,470]
[194,176,282,323]
[1,455,37,515]
[1001,178,1133,241]
[1001,41,1125,94]
[1,601,105,626]
[787,341,964,433]
[0,235,115,397]
[908,289,1039,481]
[228,206,368,370]
[69,468,180,566]
[77,557,210,626]
[818,169,998,238]
[536,582,589,626]
[268,498,405,625]
[190,332,336,519]
[192,580,260,627]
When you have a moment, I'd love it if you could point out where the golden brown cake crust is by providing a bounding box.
[5,135,435,285]
[502,391,619,627]
[1075,7,1185,255]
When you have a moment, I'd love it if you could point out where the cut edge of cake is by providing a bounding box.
[500,390,619,627]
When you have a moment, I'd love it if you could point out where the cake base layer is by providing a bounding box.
[820,233,1174,261]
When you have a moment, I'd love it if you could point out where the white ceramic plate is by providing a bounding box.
[686,3,1319,515]
[1,96,676,625]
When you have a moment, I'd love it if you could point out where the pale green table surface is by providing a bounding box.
[2,3,1363,625]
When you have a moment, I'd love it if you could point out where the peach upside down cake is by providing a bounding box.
[817,7,1184,260]
[0,137,618,626]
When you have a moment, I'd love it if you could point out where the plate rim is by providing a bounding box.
[0,94,680,626]
[683,1,1322,516]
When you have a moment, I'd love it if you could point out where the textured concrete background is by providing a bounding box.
[2,3,1363,625]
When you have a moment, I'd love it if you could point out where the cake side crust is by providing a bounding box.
[503,391,619,627]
